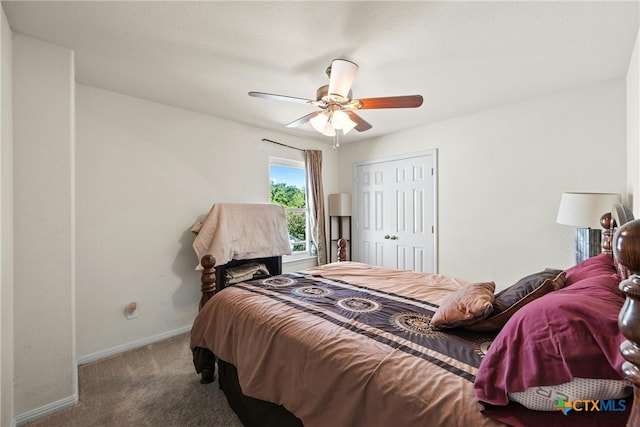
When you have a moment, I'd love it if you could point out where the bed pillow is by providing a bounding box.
[429,281,495,329]
[507,377,630,411]
[474,272,625,409]
[564,252,616,286]
[465,269,565,332]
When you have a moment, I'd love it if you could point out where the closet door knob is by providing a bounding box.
[384,234,390,239]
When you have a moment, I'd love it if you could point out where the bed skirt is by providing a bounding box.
[217,359,303,427]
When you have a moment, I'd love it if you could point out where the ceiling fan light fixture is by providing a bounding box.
[310,112,336,136]
[330,110,349,128]
[310,112,328,132]
[330,110,357,134]
[328,59,358,99]
[341,118,357,135]
[320,123,336,137]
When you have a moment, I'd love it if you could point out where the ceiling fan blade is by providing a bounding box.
[328,59,358,99]
[345,111,373,132]
[249,91,313,104]
[352,95,423,109]
[285,111,322,128]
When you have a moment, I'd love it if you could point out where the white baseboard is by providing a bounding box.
[12,326,192,426]
[14,393,78,427]
[77,325,192,365]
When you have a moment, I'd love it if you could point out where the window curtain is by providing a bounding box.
[304,150,328,265]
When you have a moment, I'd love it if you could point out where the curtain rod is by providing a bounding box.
[262,138,304,152]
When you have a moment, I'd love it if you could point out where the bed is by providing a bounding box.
[190,203,640,427]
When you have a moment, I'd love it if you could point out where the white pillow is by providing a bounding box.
[508,377,631,411]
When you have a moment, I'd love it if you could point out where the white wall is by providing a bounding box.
[338,80,627,289]
[628,29,640,215]
[12,35,77,416]
[75,84,339,360]
[1,5,14,427]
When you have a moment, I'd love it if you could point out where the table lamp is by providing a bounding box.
[556,192,621,264]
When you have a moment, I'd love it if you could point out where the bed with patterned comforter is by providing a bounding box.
[191,262,503,427]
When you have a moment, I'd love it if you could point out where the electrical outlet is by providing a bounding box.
[126,302,138,320]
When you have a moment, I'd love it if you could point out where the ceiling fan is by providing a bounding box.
[249,59,423,146]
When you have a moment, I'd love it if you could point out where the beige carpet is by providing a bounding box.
[26,334,243,427]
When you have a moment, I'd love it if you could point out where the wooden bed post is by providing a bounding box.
[613,219,640,427]
[620,275,640,427]
[601,212,613,255]
[197,254,217,384]
[200,254,216,310]
[337,238,347,262]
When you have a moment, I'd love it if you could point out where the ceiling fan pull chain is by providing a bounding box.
[333,131,340,149]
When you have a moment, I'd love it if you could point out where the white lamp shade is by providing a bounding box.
[340,118,357,135]
[328,59,358,99]
[330,110,357,134]
[310,112,336,136]
[310,112,328,132]
[331,110,350,128]
[319,122,336,136]
[329,193,352,216]
[556,192,621,228]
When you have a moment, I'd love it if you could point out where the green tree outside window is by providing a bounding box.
[270,182,307,251]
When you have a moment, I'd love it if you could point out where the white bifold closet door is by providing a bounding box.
[354,151,437,273]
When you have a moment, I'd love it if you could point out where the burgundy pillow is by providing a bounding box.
[564,252,616,286]
[474,272,625,408]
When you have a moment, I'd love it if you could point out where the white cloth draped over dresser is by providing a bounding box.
[192,203,292,268]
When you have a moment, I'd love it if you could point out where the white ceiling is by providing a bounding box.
[3,1,639,144]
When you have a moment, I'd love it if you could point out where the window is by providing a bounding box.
[269,158,313,259]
